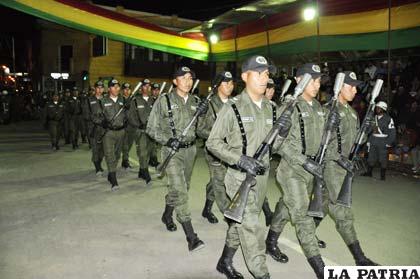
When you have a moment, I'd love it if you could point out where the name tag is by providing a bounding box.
[317,111,325,116]
[118,102,123,106]
[90,101,97,105]
[104,103,112,107]
[137,105,145,108]
[59,105,63,107]
[301,112,309,117]
[170,104,179,110]
[266,119,273,125]
[351,113,357,119]
[48,105,54,108]
[340,112,345,117]
[241,116,254,123]
[191,106,197,111]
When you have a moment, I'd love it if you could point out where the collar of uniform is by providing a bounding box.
[171,91,192,104]
[241,89,270,108]
[212,93,226,106]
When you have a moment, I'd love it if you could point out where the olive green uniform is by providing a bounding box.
[128,95,154,169]
[146,90,200,223]
[122,96,136,164]
[66,97,83,147]
[86,95,105,165]
[270,96,327,259]
[44,101,65,147]
[207,91,273,278]
[92,96,126,173]
[197,94,230,211]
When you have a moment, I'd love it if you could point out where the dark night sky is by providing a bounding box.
[92,0,255,21]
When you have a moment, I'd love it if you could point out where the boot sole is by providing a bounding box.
[190,242,205,252]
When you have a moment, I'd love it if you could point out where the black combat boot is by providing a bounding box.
[314,217,326,248]
[149,156,159,168]
[362,166,373,177]
[202,199,218,224]
[98,160,104,172]
[348,241,379,266]
[262,199,273,226]
[161,204,177,231]
[265,230,289,263]
[181,221,205,252]
[380,168,386,180]
[308,255,325,279]
[55,142,60,150]
[138,168,152,184]
[121,159,131,169]
[216,245,244,279]
[108,172,119,191]
[94,161,103,175]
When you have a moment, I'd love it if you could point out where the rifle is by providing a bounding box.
[336,79,383,207]
[279,79,292,103]
[224,74,311,223]
[97,81,142,143]
[307,72,345,218]
[156,78,214,177]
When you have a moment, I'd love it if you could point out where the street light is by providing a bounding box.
[303,7,316,21]
[209,33,219,44]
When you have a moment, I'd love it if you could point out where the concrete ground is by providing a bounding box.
[0,121,419,279]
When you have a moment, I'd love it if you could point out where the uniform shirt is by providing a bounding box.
[45,101,65,121]
[197,94,228,140]
[206,90,273,167]
[92,95,126,129]
[369,113,396,145]
[83,95,102,122]
[128,95,154,129]
[147,90,200,146]
[66,97,82,116]
[273,96,326,167]
[326,102,359,161]
[0,95,11,114]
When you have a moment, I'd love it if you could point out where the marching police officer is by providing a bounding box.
[128,79,154,184]
[121,82,136,170]
[43,93,65,150]
[0,90,11,125]
[197,71,234,224]
[207,55,276,279]
[364,101,396,180]
[92,79,126,191]
[63,89,71,144]
[66,87,83,150]
[86,80,105,175]
[149,83,161,168]
[269,63,336,278]
[147,66,208,252]
[323,71,379,266]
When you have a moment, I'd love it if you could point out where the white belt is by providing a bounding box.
[373,134,388,138]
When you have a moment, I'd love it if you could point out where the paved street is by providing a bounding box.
[0,121,419,279]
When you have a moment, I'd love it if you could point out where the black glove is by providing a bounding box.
[329,108,341,129]
[102,120,109,129]
[335,155,354,173]
[302,158,324,180]
[237,155,266,176]
[196,100,209,116]
[166,137,180,151]
[277,113,292,138]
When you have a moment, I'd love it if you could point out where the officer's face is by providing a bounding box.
[95,86,104,95]
[219,80,234,97]
[265,87,275,100]
[152,88,160,97]
[123,88,132,97]
[375,107,384,115]
[241,69,269,96]
[173,73,193,94]
[301,76,320,99]
[141,84,150,95]
[109,85,120,97]
[341,83,357,102]
[52,95,59,102]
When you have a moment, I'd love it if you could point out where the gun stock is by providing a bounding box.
[223,174,256,223]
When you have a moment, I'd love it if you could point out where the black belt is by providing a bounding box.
[307,155,316,160]
[179,141,195,148]
[229,164,265,175]
[109,126,125,131]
